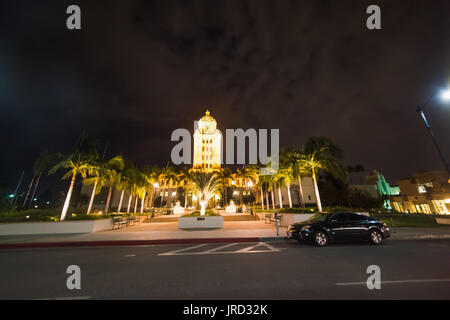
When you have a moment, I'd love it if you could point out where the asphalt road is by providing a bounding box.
[0,239,449,299]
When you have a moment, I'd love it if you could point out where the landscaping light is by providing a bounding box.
[233,191,238,195]
[231,180,235,185]
[247,181,253,188]
[34,205,38,208]
[172,191,177,196]
[154,182,159,188]
[8,194,14,198]
[26,216,30,219]
[99,211,102,215]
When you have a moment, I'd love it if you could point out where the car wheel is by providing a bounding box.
[369,229,383,245]
[314,231,328,246]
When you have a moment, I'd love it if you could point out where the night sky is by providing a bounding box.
[0,0,449,191]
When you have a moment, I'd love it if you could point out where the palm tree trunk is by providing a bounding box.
[28,173,41,209]
[260,188,264,210]
[105,184,113,214]
[224,185,228,206]
[127,195,132,213]
[271,188,275,209]
[160,187,165,207]
[312,170,323,212]
[145,192,150,209]
[87,179,98,215]
[297,176,305,208]
[277,185,283,209]
[150,191,155,208]
[265,191,269,210]
[134,196,138,214]
[140,193,146,214]
[286,183,292,208]
[117,190,125,213]
[22,176,35,208]
[61,174,76,221]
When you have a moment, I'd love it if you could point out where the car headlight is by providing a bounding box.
[301,225,311,231]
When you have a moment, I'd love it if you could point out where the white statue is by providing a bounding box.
[225,200,237,213]
[173,201,185,215]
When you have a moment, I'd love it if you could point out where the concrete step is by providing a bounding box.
[147,214,260,223]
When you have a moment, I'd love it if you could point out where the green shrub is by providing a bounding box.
[182,210,220,217]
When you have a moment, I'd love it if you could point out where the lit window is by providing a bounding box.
[417,185,427,193]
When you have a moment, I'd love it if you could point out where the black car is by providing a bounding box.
[287,212,390,246]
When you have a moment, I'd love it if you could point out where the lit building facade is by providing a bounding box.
[390,171,450,214]
[192,110,222,172]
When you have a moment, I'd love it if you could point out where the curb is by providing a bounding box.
[0,237,262,250]
[1,234,449,250]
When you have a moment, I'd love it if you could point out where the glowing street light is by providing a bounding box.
[416,87,450,174]
[440,89,450,101]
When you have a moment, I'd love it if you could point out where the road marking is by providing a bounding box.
[34,296,91,300]
[158,242,280,256]
[336,279,450,286]
[204,243,239,252]
[158,244,208,256]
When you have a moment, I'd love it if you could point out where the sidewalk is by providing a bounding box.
[0,221,286,249]
[0,221,449,249]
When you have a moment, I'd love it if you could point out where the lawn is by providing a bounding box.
[371,214,444,228]
[0,209,112,223]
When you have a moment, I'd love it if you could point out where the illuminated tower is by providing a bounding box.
[193,110,222,172]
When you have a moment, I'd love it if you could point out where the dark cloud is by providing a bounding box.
[0,0,449,190]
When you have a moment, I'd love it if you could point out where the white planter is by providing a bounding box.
[280,214,315,227]
[178,216,223,229]
[436,217,450,225]
[0,219,113,235]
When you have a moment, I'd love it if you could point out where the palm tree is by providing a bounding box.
[177,167,192,208]
[236,165,258,206]
[216,167,232,207]
[85,155,124,215]
[256,172,268,211]
[262,166,277,210]
[104,156,125,214]
[143,165,160,209]
[188,172,221,215]
[290,151,309,208]
[272,171,284,209]
[301,137,347,212]
[49,134,98,220]
[159,165,177,207]
[23,151,59,209]
[279,150,295,208]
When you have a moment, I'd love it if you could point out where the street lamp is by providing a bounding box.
[416,88,450,174]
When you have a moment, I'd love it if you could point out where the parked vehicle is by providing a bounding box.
[287,212,390,246]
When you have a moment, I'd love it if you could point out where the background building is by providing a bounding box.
[349,170,400,209]
[192,110,222,172]
[390,171,450,214]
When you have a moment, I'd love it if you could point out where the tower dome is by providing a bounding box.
[198,110,217,133]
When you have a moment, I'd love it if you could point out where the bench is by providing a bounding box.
[127,216,139,226]
[112,217,127,229]
[265,213,281,224]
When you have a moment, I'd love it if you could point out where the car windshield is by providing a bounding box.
[305,214,327,222]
